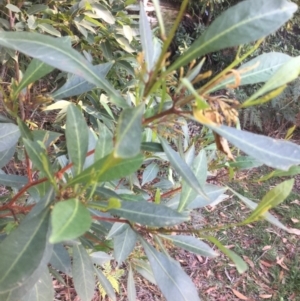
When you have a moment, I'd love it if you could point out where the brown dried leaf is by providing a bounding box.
[259,294,273,299]
[213,132,235,160]
[231,288,248,300]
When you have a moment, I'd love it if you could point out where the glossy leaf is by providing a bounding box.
[49,199,92,244]
[0,32,126,107]
[0,145,16,169]
[114,225,137,265]
[95,267,116,301]
[114,104,144,158]
[160,235,218,258]
[72,244,95,301]
[90,251,113,265]
[0,208,50,293]
[49,244,72,276]
[66,104,89,175]
[141,162,159,186]
[178,150,207,212]
[0,123,20,152]
[109,201,189,227]
[169,0,297,71]
[160,137,207,200]
[127,266,136,301]
[207,236,248,273]
[141,239,201,301]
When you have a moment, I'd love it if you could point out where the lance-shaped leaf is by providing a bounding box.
[160,138,207,200]
[114,104,144,158]
[141,239,201,301]
[229,187,289,231]
[141,142,164,152]
[66,104,89,175]
[211,52,292,93]
[72,244,95,301]
[52,62,113,99]
[141,162,159,186]
[0,145,16,169]
[49,198,92,244]
[127,265,137,301]
[67,153,144,186]
[109,201,188,227]
[178,150,207,212]
[0,32,127,107]
[95,267,116,301]
[207,236,248,274]
[21,267,54,301]
[0,208,50,293]
[132,259,156,284]
[244,179,294,223]
[95,122,113,161]
[90,251,113,266]
[106,222,128,239]
[14,59,54,97]
[113,225,137,265]
[49,244,72,276]
[258,165,300,182]
[168,0,297,72]
[0,123,20,152]
[160,235,218,258]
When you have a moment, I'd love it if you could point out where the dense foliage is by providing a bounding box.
[0,0,300,300]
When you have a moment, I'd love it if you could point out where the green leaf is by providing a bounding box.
[141,142,164,152]
[95,267,116,301]
[258,165,300,182]
[38,23,61,37]
[17,119,33,140]
[32,130,61,149]
[6,4,20,13]
[0,123,20,152]
[90,251,113,265]
[0,32,127,108]
[141,162,159,186]
[49,244,72,276]
[229,187,289,231]
[132,259,156,284]
[244,179,294,223]
[0,145,16,169]
[66,104,89,175]
[0,173,28,188]
[127,265,136,301]
[21,267,54,301]
[168,0,297,72]
[207,236,248,274]
[139,1,154,71]
[114,104,144,158]
[178,150,207,212]
[72,244,95,301]
[52,63,113,99]
[211,52,292,93]
[113,225,137,265]
[90,3,115,24]
[141,239,201,301]
[160,235,218,258]
[94,123,113,161]
[225,155,263,170]
[49,199,92,244]
[160,137,208,200]
[0,208,50,293]
[67,153,144,186]
[109,201,189,227]
[26,4,48,15]
[106,222,128,239]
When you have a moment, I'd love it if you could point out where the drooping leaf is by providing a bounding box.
[160,235,218,258]
[0,123,20,152]
[160,137,207,200]
[72,244,95,301]
[114,104,144,158]
[49,199,92,244]
[127,265,136,301]
[0,208,50,293]
[49,244,72,276]
[141,162,159,186]
[66,104,89,175]
[113,225,137,265]
[141,239,201,301]
[109,200,189,227]
[168,0,297,71]
[95,267,116,301]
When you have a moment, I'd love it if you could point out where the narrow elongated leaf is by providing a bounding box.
[0,32,127,107]
[133,259,156,284]
[127,266,136,301]
[207,236,247,273]
[0,174,27,188]
[114,104,144,158]
[0,123,20,152]
[160,138,207,200]
[49,244,72,276]
[160,235,218,258]
[229,187,289,231]
[90,251,113,265]
[141,162,159,186]
[0,208,50,293]
[258,165,300,182]
[26,4,48,15]
[141,239,201,301]
[178,150,207,212]
[106,222,128,239]
[72,244,95,301]
[95,122,113,160]
[141,142,164,152]
[114,226,137,265]
[169,0,297,71]
[109,201,188,227]
[66,104,89,175]
[21,267,54,301]
[90,3,115,24]
[49,199,92,244]
[95,267,116,301]
[244,179,294,223]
